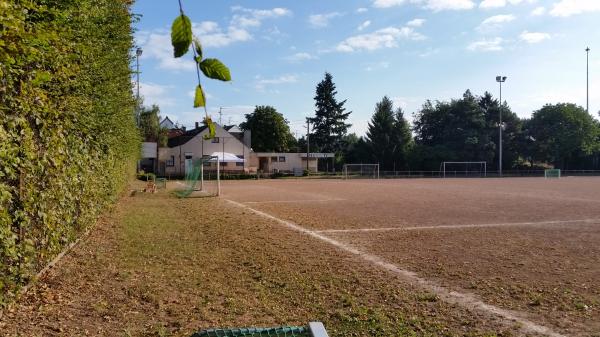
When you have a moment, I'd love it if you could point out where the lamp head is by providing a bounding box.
[136,48,143,57]
[496,76,507,83]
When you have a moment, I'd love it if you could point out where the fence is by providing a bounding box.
[378,170,600,179]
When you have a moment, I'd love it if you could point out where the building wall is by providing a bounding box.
[254,153,318,173]
[160,125,253,176]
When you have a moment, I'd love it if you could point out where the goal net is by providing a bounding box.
[544,169,561,179]
[176,156,221,198]
[440,162,487,178]
[343,164,380,179]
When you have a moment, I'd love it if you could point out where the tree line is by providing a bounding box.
[241,73,600,172]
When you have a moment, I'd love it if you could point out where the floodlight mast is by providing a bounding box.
[496,75,507,177]
[586,47,590,113]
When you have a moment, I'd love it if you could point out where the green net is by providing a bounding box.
[544,169,561,179]
[175,161,202,198]
[191,326,310,337]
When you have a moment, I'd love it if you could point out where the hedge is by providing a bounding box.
[0,0,139,305]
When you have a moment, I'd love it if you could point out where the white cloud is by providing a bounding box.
[467,37,504,51]
[254,75,298,91]
[421,0,476,11]
[138,6,292,72]
[309,12,343,28]
[356,7,369,13]
[230,6,292,28]
[550,0,600,17]
[284,52,318,62]
[531,6,546,15]
[192,21,252,48]
[477,14,516,32]
[336,26,426,52]
[407,18,426,27]
[358,20,372,31]
[373,0,475,11]
[373,0,406,8]
[139,32,196,71]
[519,31,550,43]
[480,0,536,8]
[139,82,176,108]
[479,0,507,8]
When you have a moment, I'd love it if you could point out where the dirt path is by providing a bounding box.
[1,186,528,336]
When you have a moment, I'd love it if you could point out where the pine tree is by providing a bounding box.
[366,96,396,170]
[392,107,413,170]
[311,72,352,154]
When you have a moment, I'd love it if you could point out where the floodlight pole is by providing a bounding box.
[135,47,142,126]
[496,76,507,177]
[586,47,590,113]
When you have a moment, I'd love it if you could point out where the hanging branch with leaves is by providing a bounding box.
[171,0,231,139]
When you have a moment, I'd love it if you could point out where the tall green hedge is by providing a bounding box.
[0,0,139,305]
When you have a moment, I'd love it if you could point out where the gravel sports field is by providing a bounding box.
[221,177,600,336]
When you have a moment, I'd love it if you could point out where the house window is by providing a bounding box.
[166,155,175,167]
[279,156,286,162]
[212,137,220,143]
[220,161,227,166]
[236,162,244,167]
[271,156,278,162]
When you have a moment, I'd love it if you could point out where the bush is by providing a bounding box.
[0,0,139,305]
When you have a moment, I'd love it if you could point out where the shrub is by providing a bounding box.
[0,0,139,305]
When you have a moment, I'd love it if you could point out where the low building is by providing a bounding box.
[254,152,334,173]
[156,119,334,177]
[158,123,252,177]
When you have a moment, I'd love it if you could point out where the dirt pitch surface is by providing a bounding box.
[1,177,599,336]
[221,177,600,337]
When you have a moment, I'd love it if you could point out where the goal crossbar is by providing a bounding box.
[343,164,380,179]
[441,161,487,178]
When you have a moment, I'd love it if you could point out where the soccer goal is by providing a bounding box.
[544,169,561,179]
[343,164,380,179]
[440,161,487,178]
[175,155,220,198]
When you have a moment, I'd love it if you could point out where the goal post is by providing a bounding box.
[343,164,380,179]
[544,169,561,179]
[441,161,487,178]
[176,155,220,198]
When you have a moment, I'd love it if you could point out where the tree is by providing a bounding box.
[366,96,396,170]
[392,106,413,170]
[310,72,352,155]
[478,92,525,169]
[139,104,168,147]
[343,133,372,164]
[525,103,599,169]
[240,105,295,152]
[412,90,523,170]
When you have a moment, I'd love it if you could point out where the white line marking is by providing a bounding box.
[243,198,346,204]
[316,218,600,234]
[224,198,565,337]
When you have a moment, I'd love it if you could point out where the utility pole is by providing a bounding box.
[219,107,223,125]
[496,76,507,177]
[586,47,590,113]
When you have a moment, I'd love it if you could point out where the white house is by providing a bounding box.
[158,123,252,176]
[157,120,334,177]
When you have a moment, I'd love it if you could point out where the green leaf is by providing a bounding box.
[193,85,205,108]
[193,37,203,61]
[199,58,231,82]
[203,117,216,140]
[171,15,192,58]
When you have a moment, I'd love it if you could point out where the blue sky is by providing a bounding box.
[133,0,600,137]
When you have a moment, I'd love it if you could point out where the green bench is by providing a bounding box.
[190,322,329,337]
